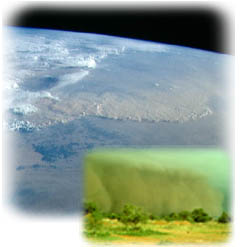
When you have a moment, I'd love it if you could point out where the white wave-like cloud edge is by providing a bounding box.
[4,87,214,132]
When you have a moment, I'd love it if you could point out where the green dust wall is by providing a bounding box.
[84,149,231,217]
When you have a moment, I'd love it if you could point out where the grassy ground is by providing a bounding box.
[83,216,231,245]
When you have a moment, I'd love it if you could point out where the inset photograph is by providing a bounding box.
[83,148,232,245]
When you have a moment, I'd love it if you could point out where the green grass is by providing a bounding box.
[115,226,169,236]
[84,216,231,244]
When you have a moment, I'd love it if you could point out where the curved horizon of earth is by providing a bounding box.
[3,27,233,215]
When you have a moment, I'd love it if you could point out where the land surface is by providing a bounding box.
[84,217,231,245]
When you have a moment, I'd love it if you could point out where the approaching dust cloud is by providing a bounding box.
[85,149,231,217]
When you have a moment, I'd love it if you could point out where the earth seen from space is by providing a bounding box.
[3,27,232,214]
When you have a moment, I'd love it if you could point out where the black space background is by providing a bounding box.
[7,5,233,54]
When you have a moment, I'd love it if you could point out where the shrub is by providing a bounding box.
[83,201,98,214]
[119,204,148,225]
[164,212,179,221]
[191,208,212,223]
[149,213,160,220]
[84,201,104,233]
[217,211,231,223]
[104,212,120,220]
[178,210,193,221]
[163,209,212,223]
[91,210,104,222]
[85,210,104,235]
